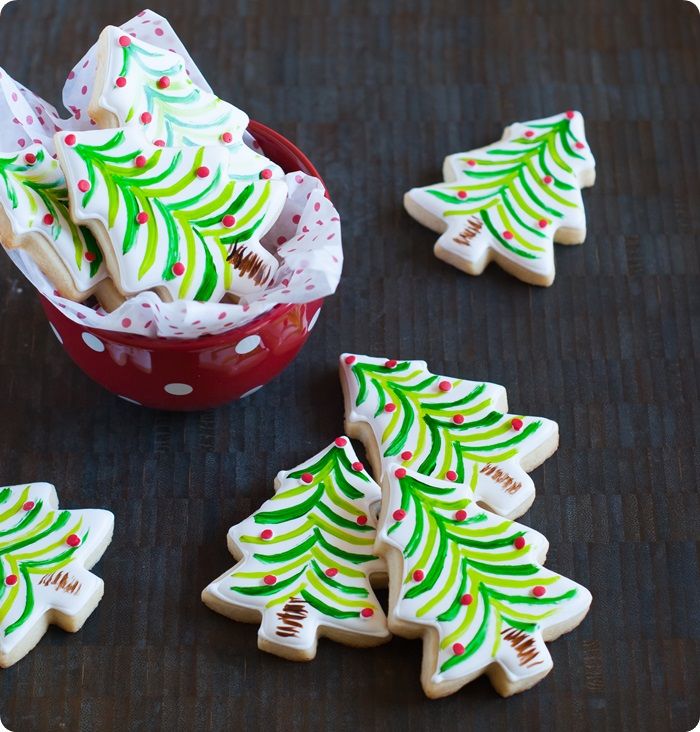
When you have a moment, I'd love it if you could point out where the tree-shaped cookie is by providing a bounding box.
[404,111,596,286]
[340,354,558,520]
[89,26,282,181]
[0,144,122,309]
[202,438,390,660]
[377,466,591,698]
[0,483,114,668]
[55,127,287,302]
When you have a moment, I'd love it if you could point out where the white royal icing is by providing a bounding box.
[340,354,559,520]
[203,439,389,657]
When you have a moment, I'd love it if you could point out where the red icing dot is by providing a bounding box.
[136,211,149,224]
[121,318,132,327]
[384,359,398,368]
[566,110,575,119]
[195,166,210,178]
[412,569,425,582]
[263,575,277,586]
[514,536,526,550]
[457,190,468,199]
[157,76,171,89]
[467,159,476,167]
[66,534,81,547]
[384,403,396,413]
[42,213,54,226]
[438,380,452,392]
[64,133,76,146]
[532,585,546,597]
[118,35,131,47]
[524,130,534,138]
[511,418,524,431]
[172,262,185,276]
[222,214,236,227]
[325,568,339,578]
[392,508,406,521]
[503,230,514,240]
[455,509,467,521]
[460,593,473,605]
[154,139,166,147]
[85,252,96,262]
[452,414,465,425]
[135,155,147,167]
[301,472,314,484]
[356,515,368,526]
[221,132,233,143]
[344,355,356,364]
[453,643,465,655]
[260,529,273,540]
[575,142,585,149]
[5,575,18,586]
[22,501,35,511]
[445,470,457,482]
[394,468,407,479]
[361,607,374,618]
[260,168,273,180]
[538,219,548,228]
[401,451,413,460]
[352,461,364,472]
[77,180,90,192]
[24,153,36,165]
[140,112,153,124]
[155,27,164,36]
[334,437,347,447]
[543,175,553,184]
[115,76,127,88]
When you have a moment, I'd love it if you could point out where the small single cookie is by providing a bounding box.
[89,27,283,181]
[0,483,114,668]
[340,354,558,520]
[404,111,596,286]
[55,127,287,302]
[377,466,591,698]
[202,438,390,660]
[0,144,122,309]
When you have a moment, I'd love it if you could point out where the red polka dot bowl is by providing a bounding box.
[39,121,327,411]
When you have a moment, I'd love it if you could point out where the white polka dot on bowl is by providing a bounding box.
[308,309,321,331]
[49,323,63,344]
[81,332,105,352]
[164,383,193,396]
[235,335,261,355]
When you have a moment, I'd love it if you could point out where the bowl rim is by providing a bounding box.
[40,119,328,352]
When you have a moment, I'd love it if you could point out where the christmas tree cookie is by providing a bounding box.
[202,439,390,660]
[0,144,122,309]
[404,111,596,286]
[89,27,283,181]
[55,127,287,302]
[340,354,558,520]
[0,483,114,668]
[377,466,591,698]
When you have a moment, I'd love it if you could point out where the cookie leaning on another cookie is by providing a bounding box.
[340,354,559,521]
[0,144,122,310]
[376,466,591,698]
[0,483,114,668]
[89,26,283,182]
[55,127,287,303]
[202,438,390,661]
[404,111,596,286]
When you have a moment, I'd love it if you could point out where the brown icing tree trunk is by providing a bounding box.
[275,596,308,638]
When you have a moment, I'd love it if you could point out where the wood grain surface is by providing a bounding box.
[0,1,698,730]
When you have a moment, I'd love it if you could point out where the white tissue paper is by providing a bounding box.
[0,9,342,338]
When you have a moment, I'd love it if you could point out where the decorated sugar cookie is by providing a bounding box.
[0,483,114,668]
[0,144,122,309]
[89,26,283,181]
[340,354,558,520]
[202,439,390,660]
[404,111,596,286]
[377,466,591,698]
[55,127,287,302]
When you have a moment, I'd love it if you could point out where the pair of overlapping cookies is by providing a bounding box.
[203,355,592,699]
[0,26,288,310]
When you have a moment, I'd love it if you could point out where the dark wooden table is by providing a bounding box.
[0,1,697,730]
